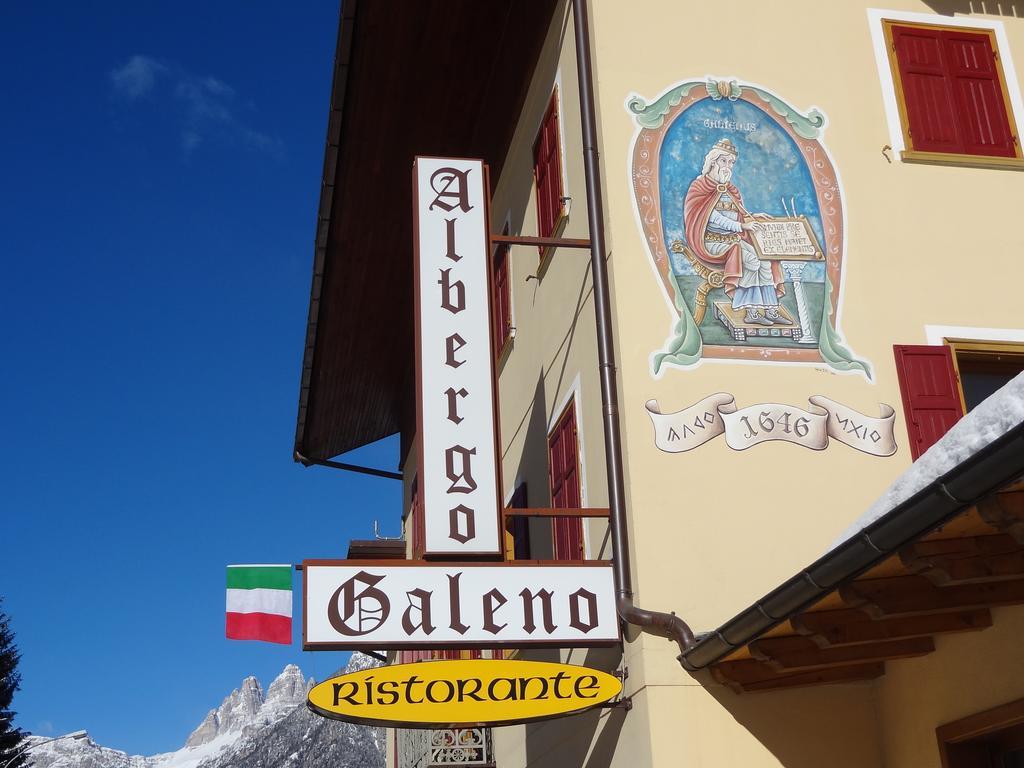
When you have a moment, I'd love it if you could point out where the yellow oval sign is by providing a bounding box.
[307,658,623,728]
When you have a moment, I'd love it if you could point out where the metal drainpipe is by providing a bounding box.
[571,0,696,662]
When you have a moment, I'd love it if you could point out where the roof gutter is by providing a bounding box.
[294,451,403,481]
[571,0,696,659]
[680,419,1024,671]
[294,0,358,462]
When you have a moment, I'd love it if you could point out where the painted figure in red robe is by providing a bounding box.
[683,138,787,326]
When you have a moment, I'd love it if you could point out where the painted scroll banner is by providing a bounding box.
[645,394,897,456]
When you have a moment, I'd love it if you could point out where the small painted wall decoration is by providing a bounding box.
[628,78,870,377]
[645,393,897,456]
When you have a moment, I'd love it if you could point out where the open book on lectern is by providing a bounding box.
[748,216,824,262]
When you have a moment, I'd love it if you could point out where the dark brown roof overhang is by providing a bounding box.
[681,419,1024,691]
[294,0,559,463]
[346,539,407,560]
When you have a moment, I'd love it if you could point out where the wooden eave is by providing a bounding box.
[711,490,1024,693]
[680,419,1024,693]
[346,539,407,560]
[294,0,559,463]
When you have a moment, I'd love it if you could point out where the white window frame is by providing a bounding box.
[867,8,1024,160]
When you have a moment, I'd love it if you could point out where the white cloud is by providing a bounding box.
[200,76,233,97]
[241,128,279,152]
[110,55,167,98]
[176,79,233,124]
[109,55,282,158]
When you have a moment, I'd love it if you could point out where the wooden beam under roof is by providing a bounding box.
[749,636,934,671]
[904,534,1022,559]
[712,660,886,694]
[709,492,1024,691]
[977,494,1024,543]
[922,507,1007,540]
[901,534,1024,585]
[792,607,992,647]
[840,574,1024,618]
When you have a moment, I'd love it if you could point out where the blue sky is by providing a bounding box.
[1,1,402,755]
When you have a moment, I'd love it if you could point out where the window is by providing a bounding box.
[893,341,1024,458]
[883,20,1022,167]
[548,400,584,561]
[949,340,1024,411]
[492,225,512,359]
[533,89,565,242]
[937,697,1024,768]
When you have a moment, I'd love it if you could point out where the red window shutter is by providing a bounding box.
[891,24,964,154]
[548,426,564,505]
[548,402,583,560]
[533,92,564,239]
[893,345,965,460]
[943,30,1016,157]
[891,24,1016,157]
[545,101,563,225]
[492,240,511,357]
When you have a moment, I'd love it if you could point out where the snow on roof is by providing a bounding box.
[829,371,1024,553]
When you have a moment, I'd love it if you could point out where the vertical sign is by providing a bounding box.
[414,157,502,556]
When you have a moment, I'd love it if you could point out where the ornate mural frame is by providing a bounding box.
[628,78,870,379]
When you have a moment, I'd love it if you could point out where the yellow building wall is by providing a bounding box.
[486,3,662,765]
[875,605,1024,767]
[489,3,611,557]
[645,681,881,768]
[587,0,1024,764]
[480,0,1024,766]
[596,0,1024,633]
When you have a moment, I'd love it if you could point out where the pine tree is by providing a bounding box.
[0,600,27,768]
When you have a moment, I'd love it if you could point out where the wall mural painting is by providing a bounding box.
[628,78,871,378]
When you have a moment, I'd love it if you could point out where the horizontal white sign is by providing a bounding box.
[414,157,502,556]
[303,561,619,649]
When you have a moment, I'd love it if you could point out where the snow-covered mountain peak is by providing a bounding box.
[218,676,263,733]
[183,710,219,750]
[184,675,263,748]
[24,734,150,768]
[342,652,382,675]
[28,660,383,768]
[264,664,309,710]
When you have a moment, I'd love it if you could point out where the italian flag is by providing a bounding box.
[226,565,292,644]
